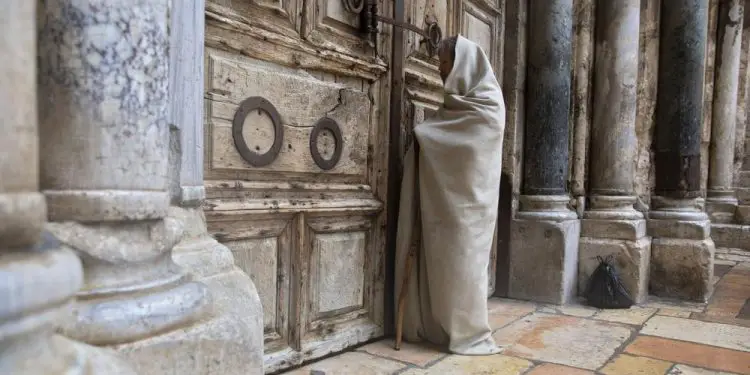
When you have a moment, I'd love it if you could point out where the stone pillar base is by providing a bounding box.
[705,194,738,223]
[711,223,750,250]
[579,219,651,303]
[648,218,715,302]
[736,205,750,224]
[509,197,580,304]
[112,206,264,375]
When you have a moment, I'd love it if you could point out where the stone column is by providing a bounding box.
[1,2,133,373]
[509,0,580,304]
[37,0,211,351]
[163,1,265,373]
[707,0,744,223]
[578,0,650,303]
[650,0,715,302]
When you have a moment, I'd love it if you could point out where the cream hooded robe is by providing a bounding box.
[394,35,505,355]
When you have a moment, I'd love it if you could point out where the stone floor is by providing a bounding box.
[283,260,750,375]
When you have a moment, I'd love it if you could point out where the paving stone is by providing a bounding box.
[538,304,597,317]
[487,298,538,329]
[689,313,750,328]
[492,312,633,370]
[641,315,750,352]
[714,264,733,279]
[358,339,445,367]
[284,352,406,375]
[657,308,692,318]
[642,296,706,313]
[625,336,750,374]
[738,299,750,320]
[526,363,593,375]
[400,354,533,375]
[593,306,658,325]
[600,354,673,375]
[667,364,736,374]
[714,259,738,267]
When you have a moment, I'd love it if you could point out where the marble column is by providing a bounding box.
[578,0,650,303]
[36,0,211,350]
[649,0,715,302]
[707,0,744,223]
[1,1,134,373]
[509,0,580,304]
[159,1,265,373]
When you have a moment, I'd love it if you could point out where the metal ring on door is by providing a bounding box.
[232,96,284,167]
[309,117,343,171]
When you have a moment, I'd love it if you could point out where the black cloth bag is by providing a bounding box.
[584,256,634,309]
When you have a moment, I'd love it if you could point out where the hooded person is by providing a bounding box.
[394,35,505,355]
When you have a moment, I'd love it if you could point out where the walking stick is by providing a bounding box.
[395,142,420,351]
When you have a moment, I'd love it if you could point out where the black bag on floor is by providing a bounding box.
[584,256,634,309]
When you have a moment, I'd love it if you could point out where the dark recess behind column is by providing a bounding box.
[654,0,708,198]
[522,0,574,196]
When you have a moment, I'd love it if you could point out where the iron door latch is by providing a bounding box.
[343,0,442,56]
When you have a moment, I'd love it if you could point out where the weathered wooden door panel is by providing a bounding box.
[204,0,390,372]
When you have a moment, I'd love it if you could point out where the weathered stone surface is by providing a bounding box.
[647,219,711,240]
[641,315,750,352]
[625,336,750,374]
[711,224,750,250]
[401,354,533,375]
[668,364,735,375]
[581,218,646,241]
[650,238,715,302]
[492,313,633,370]
[578,236,651,303]
[593,306,657,325]
[509,219,580,304]
[286,352,406,375]
[600,354,672,375]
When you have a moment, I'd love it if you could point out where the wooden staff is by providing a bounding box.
[395,142,420,351]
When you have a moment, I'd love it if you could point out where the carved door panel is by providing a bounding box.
[203,0,391,372]
[400,0,504,296]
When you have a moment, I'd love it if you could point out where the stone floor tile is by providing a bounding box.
[593,306,658,325]
[738,299,750,320]
[714,264,734,279]
[526,363,594,375]
[667,364,736,374]
[599,354,673,375]
[284,352,406,375]
[657,308,693,318]
[538,303,597,317]
[492,312,633,370]
[641,296,706,313]
[487,298,537,329]
[689,313,750,328]
[358,339,445,367]
[625,336,750,374]
[487,298,538,314]
[399,354,533,375]
[640,315,750,352]
[714,259,738,267]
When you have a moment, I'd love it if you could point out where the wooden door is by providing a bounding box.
[394,0,505,297]
[203,0,392,372]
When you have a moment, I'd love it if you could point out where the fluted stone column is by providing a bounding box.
[1,2,134,373]
[509,0,580,304]
[37,0,211,354]
[650,0,715,302]
[707,0,744,223]
[159,1,265,373]
[578,0,651,303]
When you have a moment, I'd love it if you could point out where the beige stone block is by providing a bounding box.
[401,354,533,375]
[538,303,597,317]
[593,306,657,325]
[581,219,646,240]
[650,238,715,302]
[641,315,750,352]
[509,219,580,304]
[600,354,672,375]
[358,339,445,367]
[578,237,651,303]
[668,364,735,375]
[735,205,750,224]
[711,223,750,250]
[286,352,406,375]
[492,313,633,370]
[648,219,710,240]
